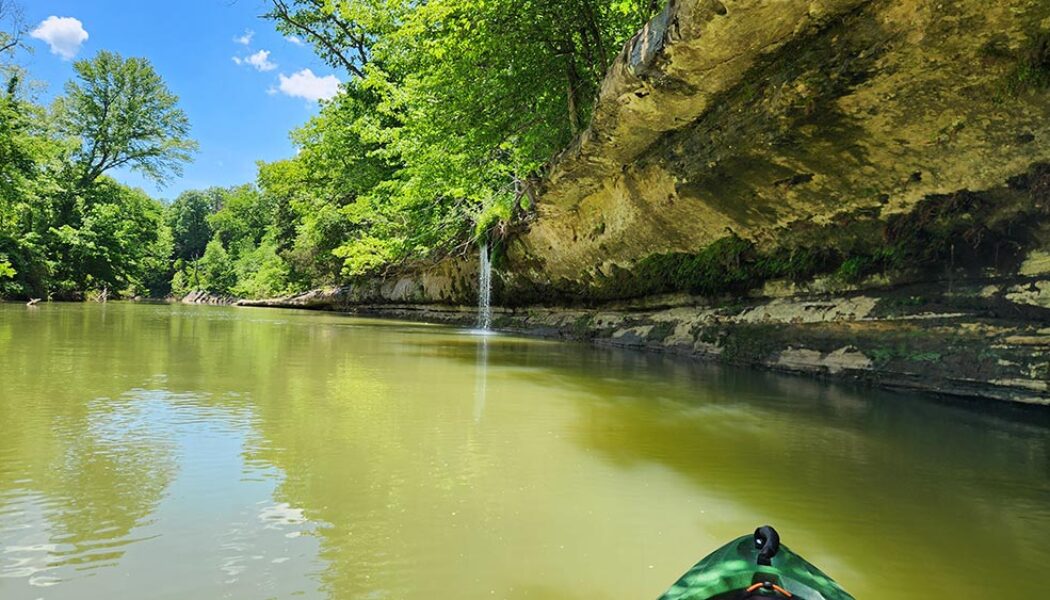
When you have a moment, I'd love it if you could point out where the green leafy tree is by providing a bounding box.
[207,185,274,254]
[198,238,237,294]
[45,178,166,297]
[0,32,188,300]
[266,0,388,79]
[168,189,214,261]
[258,0,657,283]
[55,50,198,187]
[232,237,296,299]
[139,221,174,297]
[1,64,65,297]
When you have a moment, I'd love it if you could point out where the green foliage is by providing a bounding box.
[256,0,661,283]
[197,238,237,295]
[635,235,758,296]
[232,238,298,299]
[168,189,217,261]
[618,234,825,299]
[55,50,198,186]
[208,185,274,253]
[159,183,300,300]
[0,43,191,300]
[870,346,944,367]
[43,178,167,297]
[139,222,174,297]
[170,264,192,297]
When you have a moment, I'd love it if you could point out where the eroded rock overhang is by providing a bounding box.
[511,0,1050,295]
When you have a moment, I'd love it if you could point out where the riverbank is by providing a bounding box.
[238,273,1050,406]
[214,0,1050,406]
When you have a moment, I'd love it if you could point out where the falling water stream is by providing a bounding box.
[477,240,493,330]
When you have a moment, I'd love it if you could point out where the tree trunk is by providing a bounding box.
[565,53,582,135]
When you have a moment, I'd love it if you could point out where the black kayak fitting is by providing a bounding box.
[754,525,780,566]
[657,525,855,600]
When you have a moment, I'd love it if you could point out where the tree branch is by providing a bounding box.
[268,0,366,78]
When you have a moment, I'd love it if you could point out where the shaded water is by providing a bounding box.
[0,303,1048,599]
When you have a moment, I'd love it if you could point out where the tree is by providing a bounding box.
[207,184,274,253]
[256,0,654,282]
[0,0,27,57]
[45,178,166,298]
[0,77,38,203]
[168,189,214,261]
[55,50,197,187]
[198,238,237,294]
[266,0,386,79]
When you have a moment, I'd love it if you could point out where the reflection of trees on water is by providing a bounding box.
[0,305,178,584]
[237,321,497,598]
[448,336,1050,597]
[3,304,1048,599]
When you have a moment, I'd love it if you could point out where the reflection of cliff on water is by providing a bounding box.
[207,310,1050,598]
[403,331,1050,598]
[3,304,1048,599]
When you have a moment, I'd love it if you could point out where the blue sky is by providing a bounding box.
[21,0,342,201]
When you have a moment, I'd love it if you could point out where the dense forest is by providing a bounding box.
[0,0,658,300]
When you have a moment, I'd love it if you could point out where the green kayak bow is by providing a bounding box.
[659,526,855,600]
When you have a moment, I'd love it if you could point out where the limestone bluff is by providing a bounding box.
[244,0,1050,405]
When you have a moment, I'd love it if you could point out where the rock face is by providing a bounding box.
[506,0,1050,301]
[248,0,1050,405]
[180,290,239,305]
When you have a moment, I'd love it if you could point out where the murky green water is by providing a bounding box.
[0,303,1048,599]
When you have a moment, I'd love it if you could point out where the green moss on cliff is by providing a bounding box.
[1004,30,1050,95]
[595,233,841,299]
[586,163,1050,301]
[839,164,1050,281]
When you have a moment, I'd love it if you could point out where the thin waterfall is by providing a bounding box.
[477,240,492,330]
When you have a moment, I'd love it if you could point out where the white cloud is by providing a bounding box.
[285,36,304,46]
[245,49,276,72]
[277,69,340,102]
[233,50,277,72]
[234,29,254,45]
[30,16,88,60]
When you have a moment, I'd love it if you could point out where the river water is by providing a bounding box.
[0,303,1047,599]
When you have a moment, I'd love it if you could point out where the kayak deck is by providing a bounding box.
[659,527,855,600]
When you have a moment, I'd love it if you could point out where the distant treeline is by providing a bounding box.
[1,0,660,300]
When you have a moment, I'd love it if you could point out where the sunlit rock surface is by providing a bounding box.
[508,0,1050,295]
[248,0,1050,404]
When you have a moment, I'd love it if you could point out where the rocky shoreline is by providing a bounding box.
[211,0,1050,407]
[238,273,1050,406]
